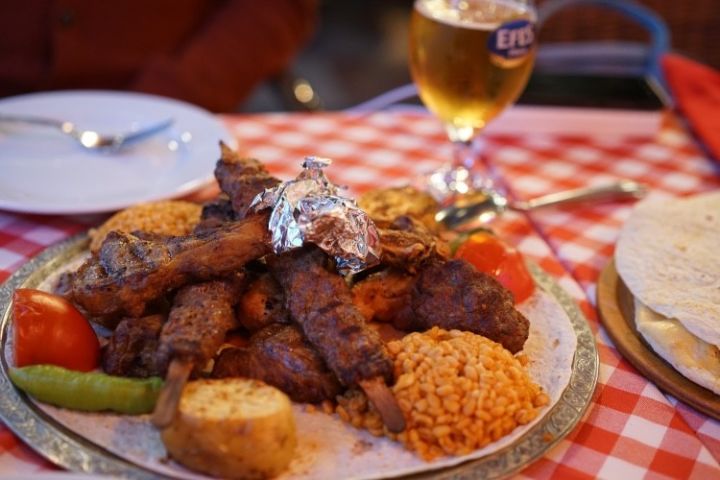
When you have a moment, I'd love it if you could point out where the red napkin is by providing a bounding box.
[662,53,720,161]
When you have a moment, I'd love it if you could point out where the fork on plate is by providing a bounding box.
[0,114,174,151]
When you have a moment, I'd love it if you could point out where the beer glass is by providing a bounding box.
[409,0,537,198]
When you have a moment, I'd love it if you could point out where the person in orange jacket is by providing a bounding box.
[0,0,318,112]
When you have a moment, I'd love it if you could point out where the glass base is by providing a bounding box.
[418,164,498,203]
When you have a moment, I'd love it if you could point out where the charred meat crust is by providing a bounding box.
[193,195,238,233]
[411,260,529,354]
[215,142,281,218]
[268,247,394,387]
[102,314,166,378]
[212,324,342,403]
[375,216,450,272]
[71,212,271,318]
[157,279,243,373]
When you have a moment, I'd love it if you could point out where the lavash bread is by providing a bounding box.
[616,192,720,346]
[634,299,720,395]
[615,191,720,392]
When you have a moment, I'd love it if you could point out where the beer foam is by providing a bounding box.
[416,0,535,30]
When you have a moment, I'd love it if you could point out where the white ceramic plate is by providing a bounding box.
[0,90,233,215]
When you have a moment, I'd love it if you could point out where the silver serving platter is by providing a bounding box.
[0,234,598,479]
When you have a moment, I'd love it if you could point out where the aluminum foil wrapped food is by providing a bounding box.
[250,157,381,273]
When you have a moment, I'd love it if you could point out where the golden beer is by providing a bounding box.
[410,0,536,141]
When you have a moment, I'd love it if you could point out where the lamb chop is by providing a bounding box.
[152,279,242,427]
[212,323,341,403]
[267,247,405,432]
[71,211,270,319]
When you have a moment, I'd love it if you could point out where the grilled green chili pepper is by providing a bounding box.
[9,365,163,415]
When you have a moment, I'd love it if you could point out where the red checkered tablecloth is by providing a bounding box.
[1,108,719,479]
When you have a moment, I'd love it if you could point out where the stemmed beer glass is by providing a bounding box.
[409,0,537,199]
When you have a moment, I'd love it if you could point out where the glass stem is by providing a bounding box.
[451,139,475,170]
[451,136,495,191]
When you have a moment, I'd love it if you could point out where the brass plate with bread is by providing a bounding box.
[0,234,599,479]
[597,259,720,420]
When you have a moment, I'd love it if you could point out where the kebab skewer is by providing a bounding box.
[268,247,405,432]
[151,279,242,428]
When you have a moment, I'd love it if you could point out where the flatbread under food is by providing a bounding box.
[634,298,720,395]
[24,264,577,480]
[615,191,720,347]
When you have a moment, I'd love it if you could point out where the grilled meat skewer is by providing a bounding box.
[268,247,405,432]
[152,279,242,428]
[215,142,281,216]
[156,279,242,372]
[72,211,270,318]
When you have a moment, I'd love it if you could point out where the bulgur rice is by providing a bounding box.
[89,200,202,252]
[336,327,549,460]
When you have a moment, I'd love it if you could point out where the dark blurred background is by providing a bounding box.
[242,0,719,112]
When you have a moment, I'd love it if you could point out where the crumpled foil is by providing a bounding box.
[249,157,381,273]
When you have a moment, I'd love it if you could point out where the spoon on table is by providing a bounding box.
[435,180,648,230]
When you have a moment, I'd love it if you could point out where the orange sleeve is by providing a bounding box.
[131,0,318,112]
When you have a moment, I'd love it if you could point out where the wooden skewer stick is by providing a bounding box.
[359,377,406,433]
[151,358,193,429]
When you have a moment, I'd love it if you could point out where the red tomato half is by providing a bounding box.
[454,232,535,303]
[13,289,100,371]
